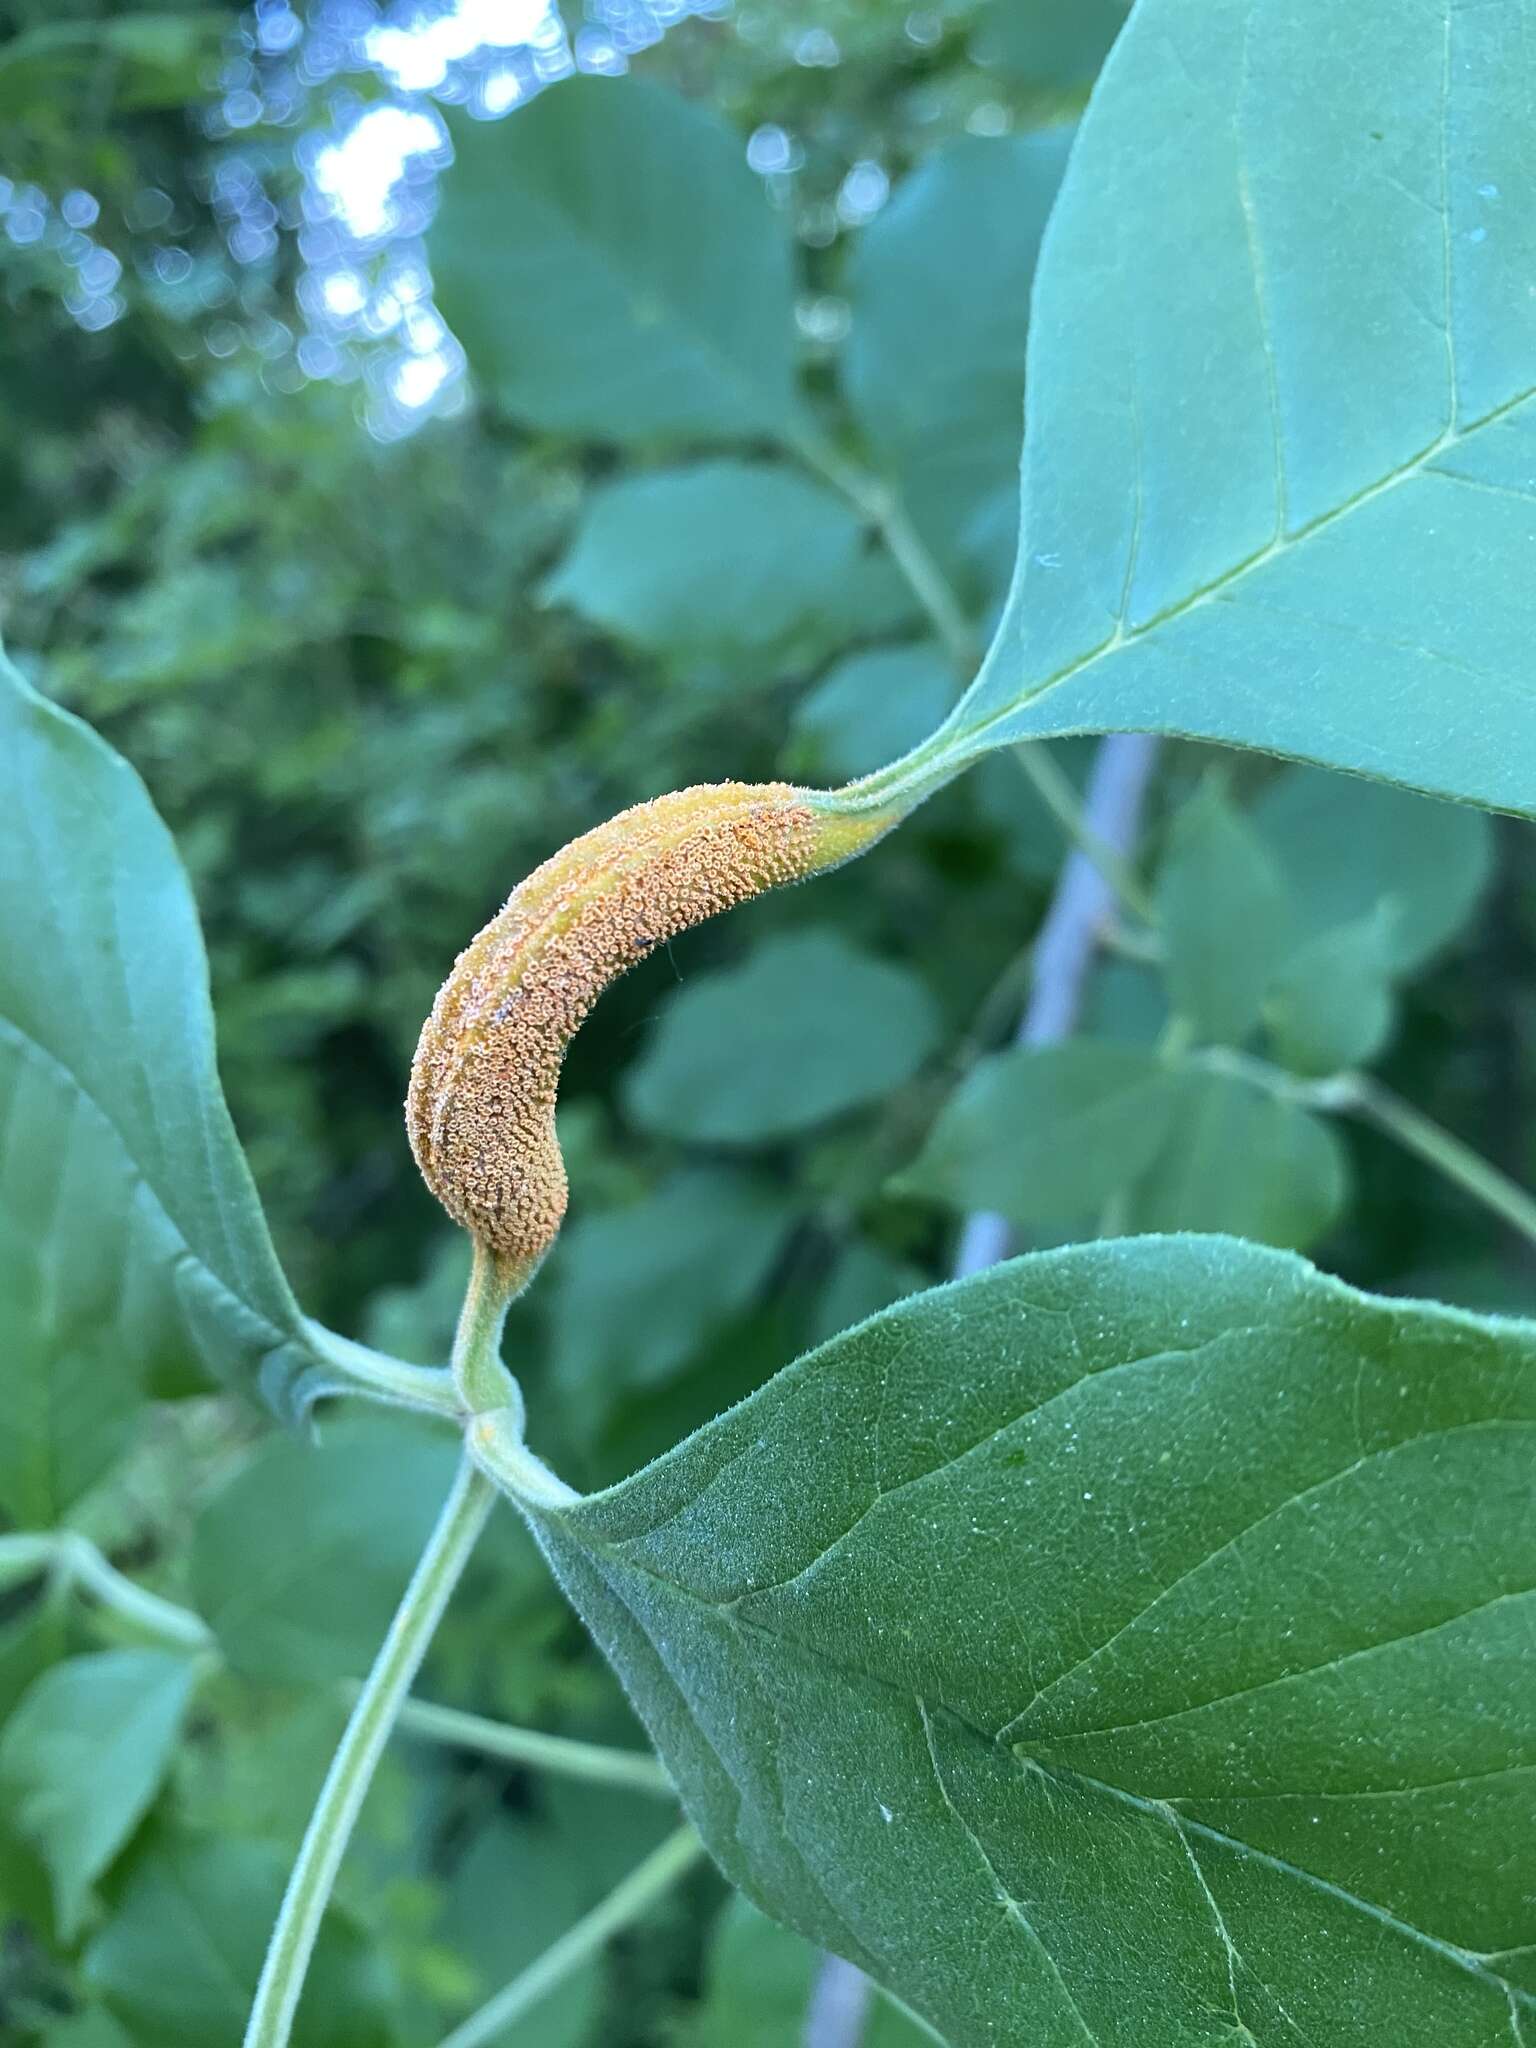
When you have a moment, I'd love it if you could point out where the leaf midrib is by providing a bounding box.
[953,377,1536,758]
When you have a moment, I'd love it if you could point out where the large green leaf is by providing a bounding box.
[624,930,941,1146]
[543,462,875,667]
[1124,1068,1347,1248]
[894,1042,1180,1227]
[842,129,1074,591]
[1252,766,1495,974]
[0,657,344,1420]
[548,1169,799,1407]
[432,76,803,445]
[83,1833,393,2048]
[867,0,1536,817]
[516,1239,1535,2046]
[192,1415,461,1685]
[1154,781,1295,1046]
[0,1650,200,1940]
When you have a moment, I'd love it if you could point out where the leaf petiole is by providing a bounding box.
[434,1824,704,2048]
[243,1451,495,2048]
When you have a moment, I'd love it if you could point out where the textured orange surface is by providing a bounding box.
[408,782,894,1265]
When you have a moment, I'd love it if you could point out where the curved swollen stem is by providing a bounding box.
[435,1825,704,2048]
[243,1452,495,2048]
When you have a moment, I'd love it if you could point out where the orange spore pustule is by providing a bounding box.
[407,781,891,1271]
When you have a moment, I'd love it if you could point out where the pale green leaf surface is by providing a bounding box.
[544,462,870,664]
[548,1169,798,1404]
[895,1042,1180,1226]
[1252,766,1495,973]
[1127,1066,1347,1249]
[843,130,1074,587]
[899,0,1536,816]
[1266,913,1398,1078]
[1155,781,1295,1045]
[971,0,1131,90]
[191,1415,460,1684]
[35,2007,135,2048]
[0,1649,199,1939]
[433,76,802,444]
[624,930,941,1145]
[0,655,335,1421]
[83,1834,393,2048]
[523,1239,1536,2047]
[444,1813,601,2048]
[791,644,955,784]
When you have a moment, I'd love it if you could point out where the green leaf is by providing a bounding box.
[0,655,336,1421]
[191,1415,461,1685]
[884,0,1536,817]
[36,2008,135,2048]
[791,644,955,784]
[1155,781,1295,1045]
[686,1894,932,2048]
[0,14,232,121]
[0,1238,146,1527]
[548,1169,798,1403]
[432,76,802,444]
[1252,766,1495,973]
[0,1650,200,1940]
[895,1042,1180,1227]
[1127,1065,1347,1248]
[83,1834,393,2048]
[1266,913,1397,1078]
[442,1813,601,2048]
[843,130,1074,587]
[520,1239,1536,2047]
[544,463,870,665]
[624,930,941,1146]
[971,0,1131,91]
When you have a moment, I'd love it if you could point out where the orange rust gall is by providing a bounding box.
[407,782,897,1271]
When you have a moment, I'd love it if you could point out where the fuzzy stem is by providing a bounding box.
[53,1532,215,1651]
[243,1453,494,2048]
[1346,1074,1536,1251]
[435,1826,704,2048]
[450,1239,523,1417]
[392,1696,674,1796]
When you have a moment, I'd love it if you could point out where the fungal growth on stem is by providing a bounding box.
[408,781,898,1287]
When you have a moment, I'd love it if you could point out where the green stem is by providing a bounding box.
[451,1239,522,1417]
[1346,1074,1536,1251]
[790,431,1153,920]
[303,1320,463,1418]
[435,1826,704,2048]
[0,1533,61,1591]
[243,1453,495,2048]
[1011,745,1158,922]
[393,1697,673,1796]
[466,1407,581,1510]
[792,431,977,671]
[53,1532,215,1651]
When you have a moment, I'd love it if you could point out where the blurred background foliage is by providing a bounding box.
[0,1,1530,2043]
